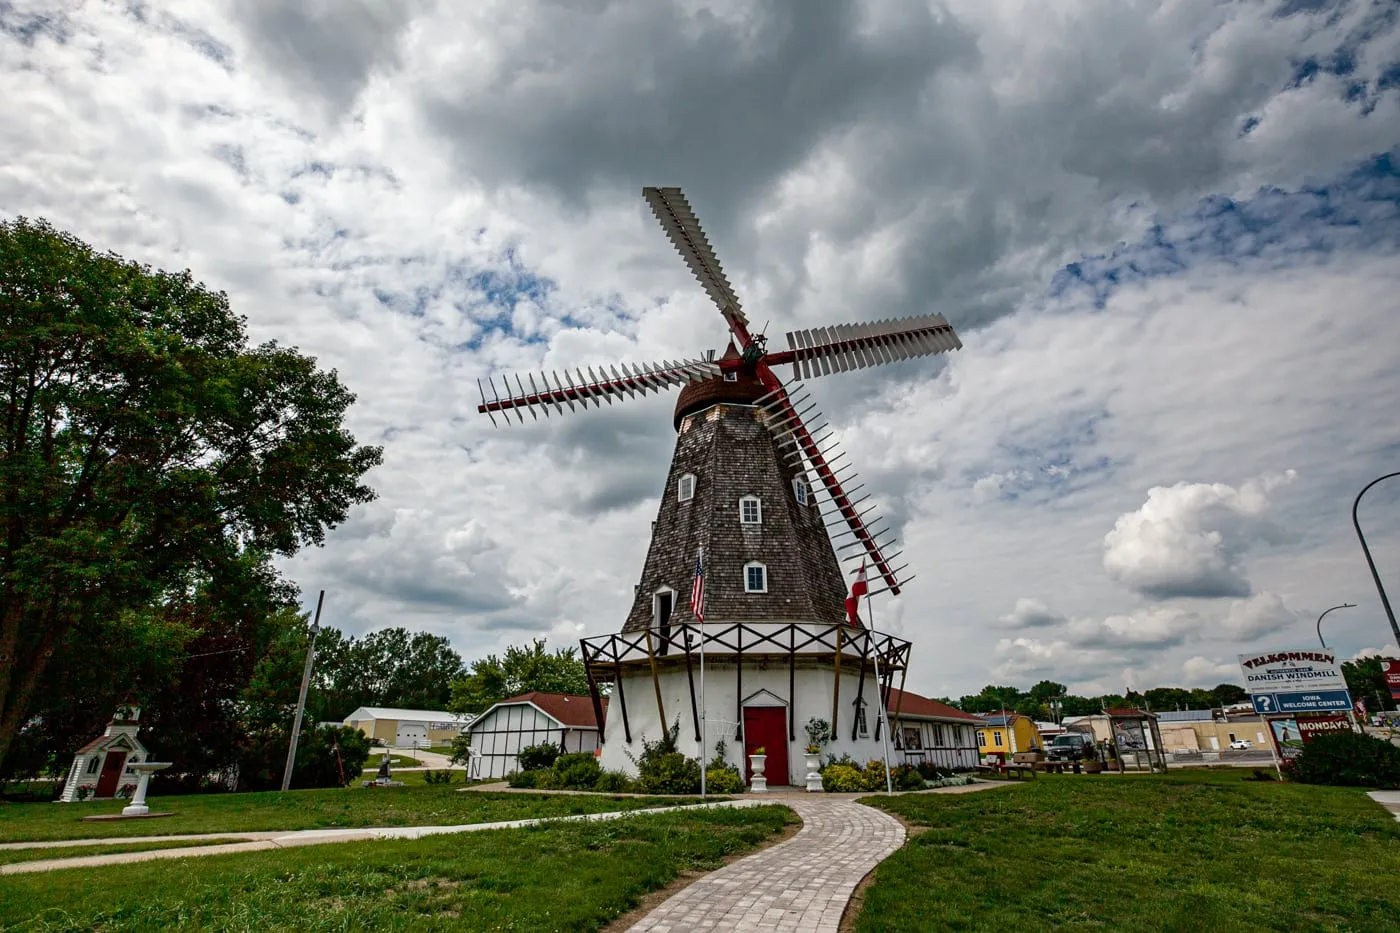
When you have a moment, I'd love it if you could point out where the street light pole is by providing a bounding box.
[1354,472,1400,650]
[1315,603,1357,649]
[281,590,326,792]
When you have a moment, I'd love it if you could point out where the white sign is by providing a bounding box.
[1237,649,1347,693]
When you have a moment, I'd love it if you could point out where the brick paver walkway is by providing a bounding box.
[627,796,905,932]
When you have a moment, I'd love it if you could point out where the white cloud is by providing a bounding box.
[1216,592,1304,642]
[3,0,1398,693]
[1353,646,1400,661]
[1102,472,1297,599]
[1181,656,1242,687]
[996,597,1064,629]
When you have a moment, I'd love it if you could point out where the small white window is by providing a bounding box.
[855,700,869,738]
[739,495,761,524]
[723,371,738,382]
[744,562,767,593]
[678,473,695,502]
[792,478,808,505]
[86,757,100,775]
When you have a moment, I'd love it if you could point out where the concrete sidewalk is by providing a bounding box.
[0,800,769,876]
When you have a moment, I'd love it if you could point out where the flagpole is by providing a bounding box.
[859,576,895,794]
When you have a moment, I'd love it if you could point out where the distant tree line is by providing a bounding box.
[948,680,1251,721]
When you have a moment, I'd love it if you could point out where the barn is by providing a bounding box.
[465,692,606,779]
[343,707,467,748]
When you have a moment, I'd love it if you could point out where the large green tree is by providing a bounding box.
[1343,657,1398,712]
[449,639,589,716]
[0,218,382,771]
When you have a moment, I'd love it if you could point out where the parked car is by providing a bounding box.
[1228,739,1252,750]
[1046,733,1095,762]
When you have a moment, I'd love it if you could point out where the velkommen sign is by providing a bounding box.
[1238,649,1353,715]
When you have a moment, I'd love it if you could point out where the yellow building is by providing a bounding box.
[975,712,1043,758]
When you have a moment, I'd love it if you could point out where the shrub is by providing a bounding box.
[553,753,602,790]
[916,762,949,781]
[821,764,864,793]
[861,759,888,792]
[423,770,456,785]
[705,766,745,794]
[891,764,924,791]
[292,725,371,789]
[595,770,636,794]
[629,720,703,794]
[517,743,562,772]
[506,769,538,789]
[1284,731,1400,788]
[638,752,701,794]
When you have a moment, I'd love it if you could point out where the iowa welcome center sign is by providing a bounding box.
[1238,649,1353,715]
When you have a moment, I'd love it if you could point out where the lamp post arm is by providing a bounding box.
[1353,472,1400,650]
[1315,603,1356,650]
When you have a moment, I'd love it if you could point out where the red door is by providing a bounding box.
[95,751,127,798]
[743,707,789,786]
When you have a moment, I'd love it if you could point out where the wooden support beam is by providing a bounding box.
[585,666,606,744]
[684,631,701,743]
[736,642,744,740]
[614,662,632,744]
[850,632,870,742]
[788,636,797,742]
[831,626,844,735]
[645,630,667,729]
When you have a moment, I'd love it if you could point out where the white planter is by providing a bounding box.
[749,754,768,793]
[804,753,823,792]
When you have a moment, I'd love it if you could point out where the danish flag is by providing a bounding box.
[844,561,868,625]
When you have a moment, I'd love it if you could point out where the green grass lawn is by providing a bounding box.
[857,770,1400,932]
[0,786,698,843]
[0,805,793,932]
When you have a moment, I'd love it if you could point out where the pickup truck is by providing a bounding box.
[1045,733,1095,762]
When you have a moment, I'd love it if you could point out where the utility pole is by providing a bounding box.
[281,590,325,792]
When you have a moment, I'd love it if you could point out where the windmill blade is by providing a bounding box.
[478,356,721,424]
[767,313,962,381]
[642,187,751,339]
[758,382,904,596]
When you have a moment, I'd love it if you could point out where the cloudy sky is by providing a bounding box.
[4,0,1399,699]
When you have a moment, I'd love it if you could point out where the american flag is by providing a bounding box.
[691,548,705,623]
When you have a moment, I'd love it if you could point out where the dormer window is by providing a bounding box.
[744,562,768,593]
[792,478,809,505]
[739,495,762,525]
[723,371,738,382]
[678,473,696,502]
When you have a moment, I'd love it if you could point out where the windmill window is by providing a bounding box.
[739,495,762,525]
[854,699,869,738]
[653,588,675,654]
[723,371,738,382]
[792,478,809,505]
[744,562,768,593]
[678,474,696,502]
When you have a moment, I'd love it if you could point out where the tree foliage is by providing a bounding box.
[1342,657,1398,712]
[449,639,589,716]
[310,627,464,720]
[0,217,382,772]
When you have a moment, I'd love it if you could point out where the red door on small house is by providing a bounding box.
[743,707,789,786]
[95,751,128,798]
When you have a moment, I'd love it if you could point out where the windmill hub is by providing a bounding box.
[476,186,966,786]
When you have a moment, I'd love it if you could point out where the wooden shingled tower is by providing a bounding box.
[478,188,963,786]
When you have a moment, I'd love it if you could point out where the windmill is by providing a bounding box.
[480,187,962,598]
[477,188,963,785]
